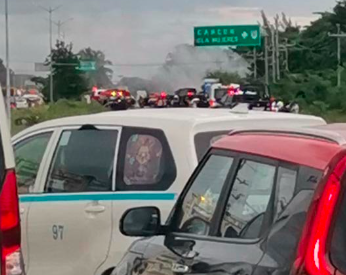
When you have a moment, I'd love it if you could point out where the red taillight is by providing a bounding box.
[228,89,235,96]
[187,91,194,97]
[0,170,22,275]
[160,92,167,99]
[294,157,346,275]
[209,99,215,107]
[1,170,19,233]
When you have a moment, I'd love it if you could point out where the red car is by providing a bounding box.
[117,123,346,275]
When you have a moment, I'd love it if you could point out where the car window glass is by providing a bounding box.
[275,167,297,219]
[117,127,176,191]
[176,155,234,236]
[220,160,276,239]
[14,132,52,194]
[46,129,118,193]
[124,134,163,185]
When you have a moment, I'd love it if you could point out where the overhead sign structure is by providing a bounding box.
[194,25,261,47]
[34,62,50,72]
[78,61,96,71]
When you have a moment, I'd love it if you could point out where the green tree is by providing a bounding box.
[46,41,88,100]
[78,48,113,88]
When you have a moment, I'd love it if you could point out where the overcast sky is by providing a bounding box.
[0,0,334,80]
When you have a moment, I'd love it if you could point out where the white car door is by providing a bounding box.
[96,126,181,274]
[13,129,57,274]
[26,125,121,275]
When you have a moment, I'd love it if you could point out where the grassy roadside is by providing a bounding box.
[11,99,107,136]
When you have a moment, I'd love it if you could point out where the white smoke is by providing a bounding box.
[152,44,249,92]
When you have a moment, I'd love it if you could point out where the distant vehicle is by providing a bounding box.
[11,109,326,275]
[238,83,300,113]
[170,88,197,107]
[137,91,169,108]
[22,90,45,107]
[146,92,168,108]
[194,81,300,113]
[208,83,241,108]
[14,97,29,109]
[102,89,136,110]
[116,123,346,275]
[202,78,219,96]
[238,83,271,111]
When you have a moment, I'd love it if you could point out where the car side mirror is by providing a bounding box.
[120,207,162,237]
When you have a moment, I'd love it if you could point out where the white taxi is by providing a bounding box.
[12,108,326,275]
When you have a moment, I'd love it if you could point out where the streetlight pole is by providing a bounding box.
[253,47,257,79]
[49,9,53,103]
[261,26,269,96]
[270,25,276,83]
[275,15,280,81]
[5,0,11,128]
[37,5,61,102]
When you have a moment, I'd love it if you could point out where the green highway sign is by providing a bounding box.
[194,25,261,47]
[78,61,96,71]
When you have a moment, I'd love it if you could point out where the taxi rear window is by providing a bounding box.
[194,131,229,161]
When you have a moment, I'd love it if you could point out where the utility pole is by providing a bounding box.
[37,5,62,102]
[329,24,346,88]
[275,15,280,81]
[262,27,269,96]
[280,38,296,72]
[5,0,11,128]
[253,47,257,79]
[270,25,276,83]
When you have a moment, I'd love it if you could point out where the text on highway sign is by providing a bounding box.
[194,25,261,47]
[78,61,96,71]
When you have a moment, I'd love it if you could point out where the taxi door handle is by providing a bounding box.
[85,204,106,214]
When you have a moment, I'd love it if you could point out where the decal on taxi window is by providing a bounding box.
[124,135,163,185]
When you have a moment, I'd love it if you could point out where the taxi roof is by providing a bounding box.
[212,123,346,170]
[13,108,326,142]
[20,108,324,127]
